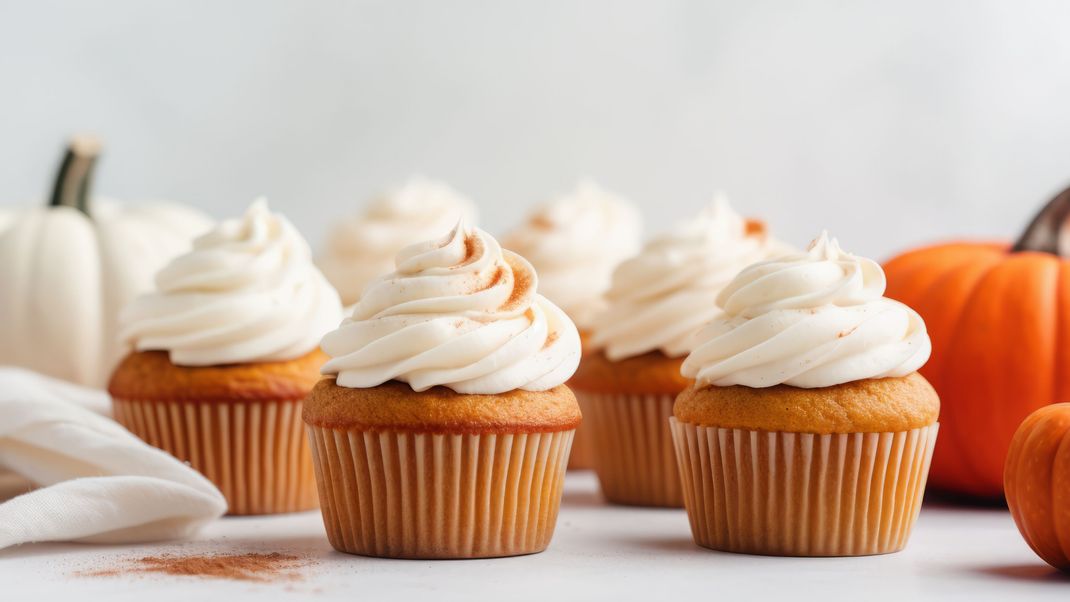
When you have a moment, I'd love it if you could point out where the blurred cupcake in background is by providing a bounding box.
[503,180,641,333]
[109,199,343,515]
[503,180,642,470]
[570,197,790,506]
[672,232,937,556]
[318,176,479,305]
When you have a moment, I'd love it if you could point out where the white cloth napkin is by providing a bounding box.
[0,367,227,550]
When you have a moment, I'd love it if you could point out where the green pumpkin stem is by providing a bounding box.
[1012,185,1070,255]
[48,135,102,215]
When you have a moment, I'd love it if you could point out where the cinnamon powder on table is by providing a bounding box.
[79,552,311,583]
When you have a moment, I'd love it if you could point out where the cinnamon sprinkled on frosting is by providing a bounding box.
[681,231,931,388]
[321,221,581,394]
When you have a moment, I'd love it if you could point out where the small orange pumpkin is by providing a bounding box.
[1005,403,1070,571]
[884,188,1070,499]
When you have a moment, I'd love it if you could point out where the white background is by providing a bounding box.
[3,0,1070,259]
[3,5,1068,597]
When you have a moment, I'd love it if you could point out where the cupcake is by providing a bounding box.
[570,197,788,507]
[503,180,641,469]
[304,221,582,559]
[671,232,938,556]
[318,176,478,305]
[109,200,344,515]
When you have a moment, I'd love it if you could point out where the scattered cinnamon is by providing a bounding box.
[543,330,559,349]
[457,232,483,267]
[476,265,507,294]
[499,256,534,312]
[77,552,311,583]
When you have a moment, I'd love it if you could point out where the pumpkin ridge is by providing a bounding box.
[20,212,48,369]
[908,250,1001,381]
[1004,404,1070,570]
[1036,414,1064,563]
[1056,263,1070,402]
[992,258,1059,496]
[1053,429,1070,565]
[1006,413,1027,543]
[1033,418,1059,561]
[924,254,1004,495]
[91,222,112,387]
[1012,413,1047,560]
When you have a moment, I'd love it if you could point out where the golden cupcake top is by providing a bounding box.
[674,372,939,433]
[108,349,328,403]
[303,380,581,434]
[570,350,691,395]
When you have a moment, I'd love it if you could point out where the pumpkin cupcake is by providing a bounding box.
[571,197,788,507]
[318,176,478,305]
[503,180,641,469]
[109,200,344,515]
[672,232,938,556]
[305,221,582,559]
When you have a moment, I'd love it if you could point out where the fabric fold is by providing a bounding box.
[0,367,227,550]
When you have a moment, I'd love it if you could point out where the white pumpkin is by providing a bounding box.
[0,137,212,387]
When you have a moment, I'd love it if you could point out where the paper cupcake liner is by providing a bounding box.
[670,418,938,556]
[306,425,574,559]
[567,395,594,470]
[112,398,317,515]
[576,391,683,507]
[567,428,594,470]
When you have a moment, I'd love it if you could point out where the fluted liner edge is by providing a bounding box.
[670,418,938,556]
[306,426,574,559]
[578,391,682,507]
[567,394,594,470]
[113,398,317,515]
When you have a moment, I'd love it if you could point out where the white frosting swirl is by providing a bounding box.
[681,232,931,388]
[318,177,479,305]
[589,197,790,360]
[120,200,344,366]
[502,180,641,329]
[320,221,581,394]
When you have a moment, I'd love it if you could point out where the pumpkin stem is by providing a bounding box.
[48,135,102,215]
[1012,185,1070,256]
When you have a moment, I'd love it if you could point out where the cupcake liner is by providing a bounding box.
[112,398,317,515]
[577,391,683,507]
[567,395,594,470]
[566,428,594,470]
[670,418,938,556]
[305,425,574,559]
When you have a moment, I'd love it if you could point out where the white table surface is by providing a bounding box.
[1,471,1065,601]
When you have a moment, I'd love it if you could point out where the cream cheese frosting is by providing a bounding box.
[681,231,931,388]
[320,221,581,394]
[589,197,790,361]
[502,180,642,330]
[318,176,479,305]
[120,199,344,366]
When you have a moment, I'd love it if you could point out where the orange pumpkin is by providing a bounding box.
[884,189,1070,499]
[1005,403,1070,571]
